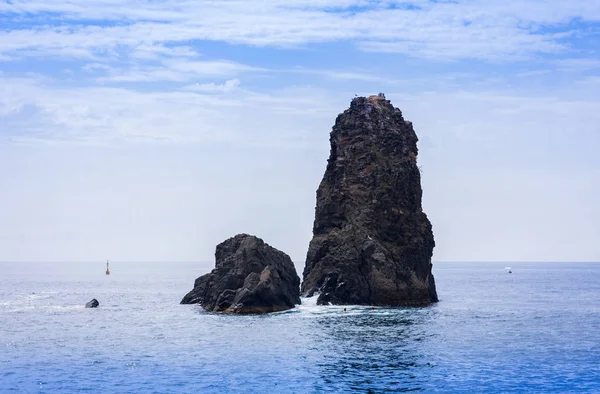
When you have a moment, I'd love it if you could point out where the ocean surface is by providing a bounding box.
[1,261,599,393]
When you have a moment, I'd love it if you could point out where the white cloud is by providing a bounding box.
[516,69,553,77]
[556,58,600,72]
[183,79,241,93]
[131,44,200,60]
[82,63,114,72]
[166,60,264,75]
[289,68,395,82]
[96,60,264,82]
[1,0,599,61]
[3,72,599,155]
[0,75,341,146]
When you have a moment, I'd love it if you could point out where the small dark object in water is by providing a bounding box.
[85,299,99,308]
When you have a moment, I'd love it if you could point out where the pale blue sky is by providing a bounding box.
[1,0,599,262]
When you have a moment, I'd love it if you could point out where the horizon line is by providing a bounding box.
[1,260,599,264]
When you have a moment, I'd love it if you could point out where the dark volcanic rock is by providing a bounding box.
[181,234,301,314]
[301,93,438,306]
[85,299,99,308]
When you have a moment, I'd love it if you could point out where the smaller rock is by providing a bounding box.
[181,234,301,314]
[85,299,99,308]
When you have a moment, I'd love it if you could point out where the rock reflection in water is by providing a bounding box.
[309,307,438,392]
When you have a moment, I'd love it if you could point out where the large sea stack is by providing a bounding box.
[301,94,438,306]
[181,234,301,314]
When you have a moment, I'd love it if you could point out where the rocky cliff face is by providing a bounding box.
[181,234,301,314]
[301,94,438,306]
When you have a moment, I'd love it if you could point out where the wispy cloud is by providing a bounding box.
[182,79,241,93]
[2,71,599,150]
[0,75,342,146]
[82,63,114,72]
[556,58,600,72]
[131,44,201,60]
[289,67,396,82]
[1,0,599,147]
[1,0,599,62]
[516,69,553,77]
[95,60,265,83]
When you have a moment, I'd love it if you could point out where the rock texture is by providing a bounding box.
[301,94,438,306]
[181,234,301,314]
[85,299,99,308]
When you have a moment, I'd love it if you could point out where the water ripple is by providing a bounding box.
[1,261,599,393]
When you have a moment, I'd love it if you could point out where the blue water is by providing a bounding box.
[1,262,599,393]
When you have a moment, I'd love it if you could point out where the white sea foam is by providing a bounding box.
[300,294,319,307]
[297,294,333,316]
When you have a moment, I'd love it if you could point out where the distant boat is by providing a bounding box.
[505,266,512,274]
[106,260,110,275]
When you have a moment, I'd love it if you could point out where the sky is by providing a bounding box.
[1,0,599,263]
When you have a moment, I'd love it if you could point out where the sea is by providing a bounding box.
[1,261,599,393]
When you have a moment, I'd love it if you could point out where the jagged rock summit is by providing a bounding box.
[181,234,301,314]
[301,93,438,306]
